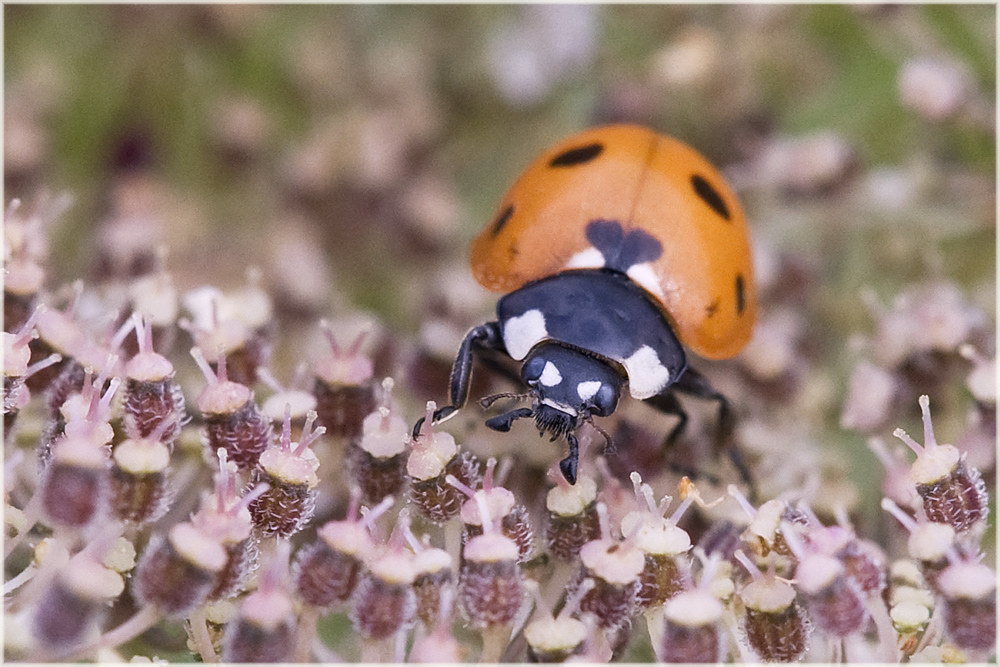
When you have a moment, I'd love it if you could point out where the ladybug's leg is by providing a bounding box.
[644,369,755,497]
[642,390,703,481]
[484,407,534,432]
[669,367,756,498]
[670,367,735,452]
[412,321,506,438]
[560,432,580,485]
[644,390,689,446]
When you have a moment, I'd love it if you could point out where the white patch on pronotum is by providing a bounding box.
[503,309,547,361]
[576,380,602,402]
[623,345,671,399]
[565,246,606,270]
[539,361,563,387]
[626,262,665,300]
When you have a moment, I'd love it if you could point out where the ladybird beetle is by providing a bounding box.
[414,124,756,486]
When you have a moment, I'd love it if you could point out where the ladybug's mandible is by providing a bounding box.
[414,124,757,485]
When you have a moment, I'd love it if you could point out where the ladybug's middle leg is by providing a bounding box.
[670,367,735,453]
[668,367,756,499]
[642,389,703,481]
[643,368,755,497]
[412,321,506,438]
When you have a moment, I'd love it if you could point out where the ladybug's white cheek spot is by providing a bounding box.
[541,398,577,417]
[503,309,548,361]
[539,361,563,387]
[577,380,602,402]
[622,345,671,400]
[626,263,665,300]
[565,247,605,270]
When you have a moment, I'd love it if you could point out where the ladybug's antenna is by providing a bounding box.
[585,416,614,454]
[479,391,531,409]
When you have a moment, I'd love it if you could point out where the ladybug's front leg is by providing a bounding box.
[412,321,506,438]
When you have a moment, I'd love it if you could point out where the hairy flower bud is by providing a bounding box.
[347,378,409,504]
[895,395,989,535]
[132,521,227,616]
[193,347,272,470]
[408,401,481,524]
[121,313,186,445]
[248,405,323,538]
[312,322,376,438]
[545,472,600,561]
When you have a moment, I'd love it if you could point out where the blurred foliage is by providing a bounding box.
[6,5,994,251]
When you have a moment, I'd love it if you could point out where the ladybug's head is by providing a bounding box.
[482,343,623,483]
[520,343,622,422]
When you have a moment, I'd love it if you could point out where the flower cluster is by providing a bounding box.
[3,178,995,664]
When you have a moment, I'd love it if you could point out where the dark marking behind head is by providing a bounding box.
[735,274,746,315]
[549,143,604,167]
[490,204,515,237]
[585,219,662,273]
[691,174,731,221]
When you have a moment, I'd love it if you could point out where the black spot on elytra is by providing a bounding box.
[706,300,720,318]
[691,174,731,221]
[735,274,746,315]
[490,204,514,237]
[549,143,604,167]
[585,220,662,272]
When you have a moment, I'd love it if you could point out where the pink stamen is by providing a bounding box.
[347,331,369,357]
[256,366,284,393]
[667,496,696,526]
[398,508,425,553]
[728,484,758,519]
[14,305,44,346]
[359,495,396,531]
[191,347,219,384]
[215,348,229,383]
[483,457,498,492]
[445,474,476,500]
[294,411,325,456]
[281,404,293,452]
[473,490,495,534]
[320,319,342,356]
[24,353,62,379]
[109,314,136,352]
[918,395,937,448]
[733,549,763,582]
[879,497,918,532]
[417,401,437,441]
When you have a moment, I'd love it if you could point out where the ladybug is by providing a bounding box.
[414,124,756,486]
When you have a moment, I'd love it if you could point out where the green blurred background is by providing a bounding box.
[5,5,994,317]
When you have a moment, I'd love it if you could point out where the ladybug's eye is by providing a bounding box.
[690,174,731,221]
[549,143,604,167]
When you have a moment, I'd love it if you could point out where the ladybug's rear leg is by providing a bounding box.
[645,367,756,498]
[412,321,506,438]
